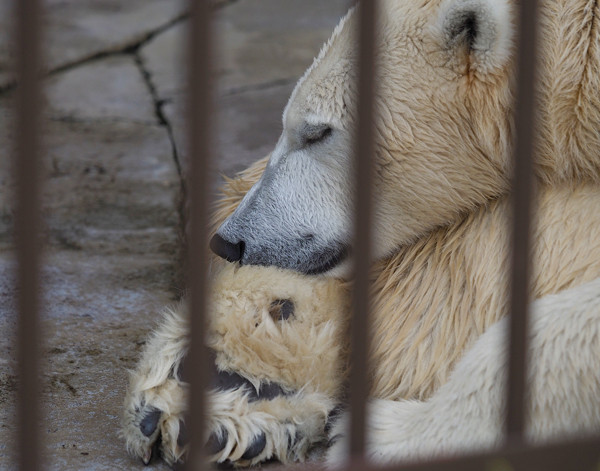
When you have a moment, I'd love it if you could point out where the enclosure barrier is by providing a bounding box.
[12,0,600,470]
[14,0,43,470]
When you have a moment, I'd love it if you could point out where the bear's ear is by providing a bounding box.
[436,0,513,73]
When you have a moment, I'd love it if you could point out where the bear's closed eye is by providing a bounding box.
[301,123,332,146]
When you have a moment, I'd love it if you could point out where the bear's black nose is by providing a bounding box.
[210,233,244,262]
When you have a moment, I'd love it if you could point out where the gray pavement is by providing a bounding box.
[0,1,348,469]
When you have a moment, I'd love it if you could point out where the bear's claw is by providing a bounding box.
[241,432,267,460]
[206,429,228,455]
[142,440,161,466]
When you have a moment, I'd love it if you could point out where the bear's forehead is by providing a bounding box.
[283,1,447,130]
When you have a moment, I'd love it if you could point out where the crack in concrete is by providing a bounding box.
[50,12,190,79]
[132,49,188,274]
[0,11,190,97]
[0,0,243,97]
[133,51,183,180]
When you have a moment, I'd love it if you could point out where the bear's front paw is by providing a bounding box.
[207,388,333,466]
[123,362,333,467]
[122,375,189,465]
[121,303,190,465]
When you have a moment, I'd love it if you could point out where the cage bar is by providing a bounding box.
[6,0,600,469]
[348,0,378,461]
[185,0,214,469]
[14,0,44,470]
[270,434,600,471]
[506,0,538,442]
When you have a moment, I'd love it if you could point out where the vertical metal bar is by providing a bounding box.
[349,0,377,461]
[506,0,538,442]
[14,0,43,469]
[186,0,213,469]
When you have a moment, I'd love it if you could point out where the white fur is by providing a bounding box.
[327,277,600,465]
[214,0,519,274]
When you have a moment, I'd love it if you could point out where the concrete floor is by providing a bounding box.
[0,1,348,469]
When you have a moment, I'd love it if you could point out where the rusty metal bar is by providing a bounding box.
[349,0,377,461]
[377,435,600,471]
[14,0,44,469]
[506,0,538,442]
[185,0,213,469]
[270,435,600,471]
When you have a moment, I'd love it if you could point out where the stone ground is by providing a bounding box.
[0,1,349,469]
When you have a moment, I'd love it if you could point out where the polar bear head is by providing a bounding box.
[212,0,515,275]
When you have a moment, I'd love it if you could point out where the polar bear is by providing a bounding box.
[122,0,600,466]
[121,176,600,466]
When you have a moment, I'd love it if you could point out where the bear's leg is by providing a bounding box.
[121,302,190,465]
[326,277,600,465]
[122,299,336,466]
